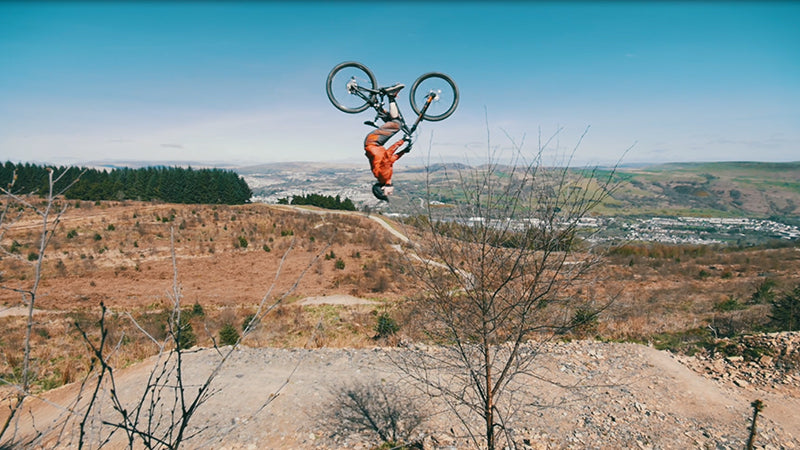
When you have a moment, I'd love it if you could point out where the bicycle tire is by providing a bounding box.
[326,61,378,114]
[409,72,459,121]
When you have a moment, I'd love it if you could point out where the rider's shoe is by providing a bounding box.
[384,83,405,97]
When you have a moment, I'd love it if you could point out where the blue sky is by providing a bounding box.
[1,1,798,167]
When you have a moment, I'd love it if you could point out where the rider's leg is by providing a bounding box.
[364,120,401,148]
[388,98,400,120]
[384,83,404,120]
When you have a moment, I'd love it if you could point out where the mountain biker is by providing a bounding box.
[364,84,412,201]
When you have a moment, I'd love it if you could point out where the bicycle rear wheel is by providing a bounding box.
[410,72,459,121]
[326,61,378,114]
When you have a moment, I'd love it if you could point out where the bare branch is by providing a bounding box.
[396,123,624,449]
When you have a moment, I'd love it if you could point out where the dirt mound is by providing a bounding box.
[4,340,798,449]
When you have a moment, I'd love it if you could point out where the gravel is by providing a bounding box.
[6,339,799,449]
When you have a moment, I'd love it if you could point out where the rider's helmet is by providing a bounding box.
[372,183,391,201]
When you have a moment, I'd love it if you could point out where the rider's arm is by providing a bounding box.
[386,139,405,155]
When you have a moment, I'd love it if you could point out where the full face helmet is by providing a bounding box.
[372,183,389,201]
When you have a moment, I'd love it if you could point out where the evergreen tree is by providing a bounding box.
[288,193,355,211]
[2,161,251,205]
[770,284,800,331]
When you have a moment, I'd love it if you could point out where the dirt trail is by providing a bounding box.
[4,342,797,449]
[297,294,378,306]
[275,204,409,243]
[0,306,42,318]
[650,350,800,439]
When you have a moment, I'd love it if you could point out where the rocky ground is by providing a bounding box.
[5,335,799,449]
[676,332,800,396]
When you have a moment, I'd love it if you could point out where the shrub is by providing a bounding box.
[93,233,102,241]
[191,302,205,317]
[175,318,196,350]
[262,244,271,252]
[334,258,346,270]
[237,236,248,249]
[750,278,776,304]
[371,273,391,293]
[374,312,399,338]
[66,229,78,239]
[714,295,746,312]
[107,224,115,231]
[770,284,800,331]
[218,323,240,346]
[27,252,39,261]
[570,306,599,337]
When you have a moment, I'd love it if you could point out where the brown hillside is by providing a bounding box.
[1,201,410,312]
[2,199,799,395]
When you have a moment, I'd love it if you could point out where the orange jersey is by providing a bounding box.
[365,140,405,185]
[364,121,405,185]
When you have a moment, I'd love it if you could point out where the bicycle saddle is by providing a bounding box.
[382,83,405,96]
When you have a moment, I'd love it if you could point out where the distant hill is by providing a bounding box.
[11,159,796,219]
[605,161,800,218]
[237,160,800,219]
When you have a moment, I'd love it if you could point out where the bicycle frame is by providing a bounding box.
[347,82,437,137]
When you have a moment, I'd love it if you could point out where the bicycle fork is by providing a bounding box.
[406,92,437,136]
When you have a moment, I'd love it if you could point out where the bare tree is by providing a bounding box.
[1,168,332,448]
[63,227,331,449]
[394,126,623,449]
[0,168,82,444]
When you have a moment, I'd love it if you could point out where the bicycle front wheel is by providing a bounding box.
[326,61,377,114]
[410,73,459,121]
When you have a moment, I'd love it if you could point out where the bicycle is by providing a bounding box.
[325,61,459,139]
